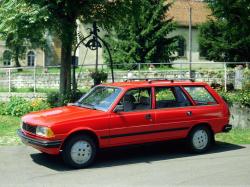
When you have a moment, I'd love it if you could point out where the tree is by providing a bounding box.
[23,0,124,95]
[1,0,124,96]
[103,0,178,69]
[0,0,48,68]
[199,0,250,63]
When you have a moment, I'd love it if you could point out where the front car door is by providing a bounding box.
[107,87,156,146]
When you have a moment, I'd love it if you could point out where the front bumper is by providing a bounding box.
[17,129,62,148]
[222,124,232,133]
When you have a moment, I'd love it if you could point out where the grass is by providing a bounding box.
[0,115,21,145]
[0,115,250,146]
[216,128,250,144]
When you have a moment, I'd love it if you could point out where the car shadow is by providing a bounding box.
[30,141,245,171]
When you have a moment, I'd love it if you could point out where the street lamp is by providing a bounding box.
[72,22,115,93]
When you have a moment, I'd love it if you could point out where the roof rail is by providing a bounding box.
[125,78,195,83]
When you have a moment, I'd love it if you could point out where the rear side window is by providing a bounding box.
[155,87,191,109]
[184,86,217,105]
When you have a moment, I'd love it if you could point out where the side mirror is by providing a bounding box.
[114,105,124,113]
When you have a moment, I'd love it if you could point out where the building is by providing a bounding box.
[0,36,61,68]
[168,0,211,62]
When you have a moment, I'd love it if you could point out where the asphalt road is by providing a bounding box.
[0,142,250,186]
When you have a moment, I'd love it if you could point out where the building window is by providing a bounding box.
[3,50,12,66]
[177,37,186,57]
[27,51,35,66]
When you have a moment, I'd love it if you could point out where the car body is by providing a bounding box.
[18,79,232,168]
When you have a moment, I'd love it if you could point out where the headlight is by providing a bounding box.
[36,126,55,138]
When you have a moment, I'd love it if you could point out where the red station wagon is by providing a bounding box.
[18,79,232,168]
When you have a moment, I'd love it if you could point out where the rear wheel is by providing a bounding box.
[62,135,97,168]
[187,126,213,153]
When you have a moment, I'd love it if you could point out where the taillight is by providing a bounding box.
[221,96,230,117]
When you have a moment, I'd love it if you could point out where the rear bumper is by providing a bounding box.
[17,129,62,148]
[222,124,232,133]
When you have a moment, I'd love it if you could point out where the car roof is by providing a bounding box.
[103,80,208,89]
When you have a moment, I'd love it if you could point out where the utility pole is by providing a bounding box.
[188,4,192,79]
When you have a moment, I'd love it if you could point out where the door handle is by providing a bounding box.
[145,114,152,120]
[186,111,192,116]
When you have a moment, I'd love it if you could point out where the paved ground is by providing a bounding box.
[0,141,250,186]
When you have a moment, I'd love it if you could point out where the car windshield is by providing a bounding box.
[76,86,122,111]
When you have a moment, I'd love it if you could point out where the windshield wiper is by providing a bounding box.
[70,102,80,107]
[77,103,97,110]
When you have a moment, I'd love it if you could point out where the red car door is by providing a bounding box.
[108,87,156,146]
[153,86,194,140]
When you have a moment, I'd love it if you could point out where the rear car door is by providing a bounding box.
[153,86,194,140]
[108,87,156,146]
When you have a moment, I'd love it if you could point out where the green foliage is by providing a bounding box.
[30,98,50,112]
[199,0,250,63]
[0,97,50,117]
[47,90,85,107]
[0,0,48,67]
[0,0,125,95]
[3,97,32,116]
[46,92,62,107]
[103,0,178,69]
[90,70,108,85]
[218,90,250,108]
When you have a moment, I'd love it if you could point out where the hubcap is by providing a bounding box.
[192,130,208,150]
[70,140,92,165]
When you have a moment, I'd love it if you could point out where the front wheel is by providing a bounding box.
[62,135,97,168]
[187,126,213,153]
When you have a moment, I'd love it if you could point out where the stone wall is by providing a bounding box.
[230,104,250,129]
[0,69,244,89]
[0,93,46,102]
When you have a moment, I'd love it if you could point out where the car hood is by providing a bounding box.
[22,106,106,127]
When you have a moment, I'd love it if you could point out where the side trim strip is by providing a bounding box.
[100,127,189,139]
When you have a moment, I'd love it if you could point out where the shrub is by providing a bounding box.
[90,70,108,85]
[0,102,6,115]
[1,96,50,117]
[210,82,223,90]
[30,98,50,112]
[47,92,61,107]
[4,97,32,116]
[218,90,250,107]
[47,90,85,107]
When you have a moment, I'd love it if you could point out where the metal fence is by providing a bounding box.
[0,61,249,94]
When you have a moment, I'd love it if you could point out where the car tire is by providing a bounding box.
[62,135,97,168]
[187,126,213,153]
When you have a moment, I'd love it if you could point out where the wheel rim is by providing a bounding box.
[70,140,92,165]
[192,129,208,150]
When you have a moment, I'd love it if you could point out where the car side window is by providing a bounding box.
[155,87,191,109]
[184,86,217,105]
[118,88,152,112]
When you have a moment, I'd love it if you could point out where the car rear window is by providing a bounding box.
[183,86,217,106]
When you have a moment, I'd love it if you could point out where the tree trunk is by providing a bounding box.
[59,22,76,96]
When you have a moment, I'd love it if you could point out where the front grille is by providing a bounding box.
[22,122,36,134]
